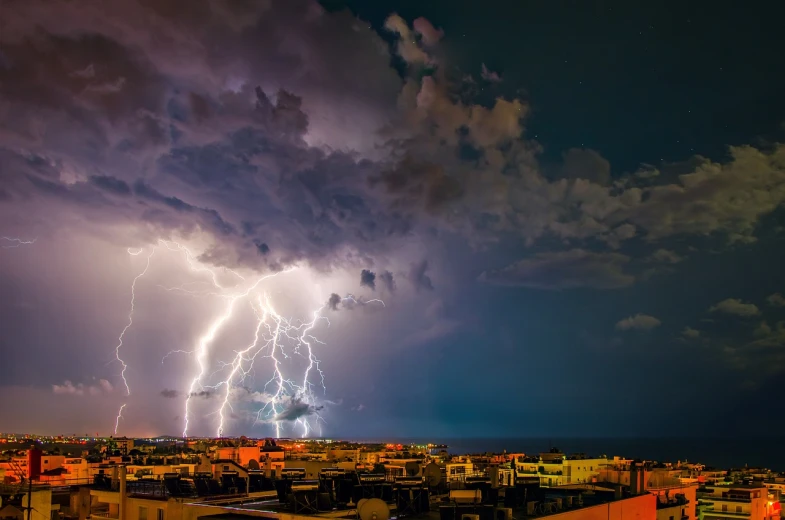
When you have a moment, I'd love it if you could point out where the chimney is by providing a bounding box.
[630,462,642,495]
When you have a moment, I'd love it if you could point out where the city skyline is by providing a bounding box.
[2,0,785,438]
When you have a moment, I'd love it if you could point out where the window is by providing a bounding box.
[157,509,164,520]
[139,507,148,520]
[669,516,673,520]
[721,504,728,512]
[736,506,742,513]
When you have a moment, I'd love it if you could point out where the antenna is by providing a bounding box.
[358,498,390,520]
[424,463,441,488]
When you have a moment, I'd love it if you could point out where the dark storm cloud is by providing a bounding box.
[273,397,323,422]
[160,389,179,398]
[2,1,784,280]
[189,390,214,399]
[360,269,376,290]
[89,176,132,196]
[408,260,434,291]
[480,250,635,290]
[3,0,785,439]
[379,270,396,292]
[327,293,342,311]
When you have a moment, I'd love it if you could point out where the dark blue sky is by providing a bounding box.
[326,0,785,171]
[1,0,784,438]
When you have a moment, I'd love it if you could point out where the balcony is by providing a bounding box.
[702,506,751,517]
[88,512,118,520]
[700,496,752,503]
[702,513,750,518]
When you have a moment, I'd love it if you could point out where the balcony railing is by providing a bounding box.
[700,507,750,517]
[701,496,752,503]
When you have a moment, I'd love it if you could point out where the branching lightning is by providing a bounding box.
[1,237,36,248]
[105,239,383,439]
[112,248,155,434]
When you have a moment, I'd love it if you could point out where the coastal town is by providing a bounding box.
[1,434,782,520]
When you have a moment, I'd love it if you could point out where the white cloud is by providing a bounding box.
[615,314,661,331]
[709,298,760,317]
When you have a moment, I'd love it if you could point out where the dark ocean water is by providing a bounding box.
[373,438,785,471]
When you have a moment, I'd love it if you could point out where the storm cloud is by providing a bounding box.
[360,269,376,290]
[2,0,785,438]
[273,397,324,423]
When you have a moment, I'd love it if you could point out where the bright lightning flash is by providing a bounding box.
[114,404,126,434]
[112,248,155,434]
[108,239,382,439]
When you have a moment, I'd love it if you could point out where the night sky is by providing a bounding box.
[1,0,785,439]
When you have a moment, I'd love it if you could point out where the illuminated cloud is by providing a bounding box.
[767,293,785,307]
[650,249,684,264]
[52,379,113,396]
[2,0,785,437]
[615,314,661,331]
[709,298,760,317]
[412,17,444,46]
[481,64,502,83]
[384,14,433,65]
[682,327,701,339]
[753,321,772,338]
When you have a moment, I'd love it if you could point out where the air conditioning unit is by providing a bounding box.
[451,489,481,504]
[461,515,480,520]
[495,507,513,520]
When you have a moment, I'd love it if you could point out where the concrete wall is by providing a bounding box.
[649,484,697,520]
[548,494,656,520]
[564,458,607,484]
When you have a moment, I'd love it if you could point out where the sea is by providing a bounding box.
[375,438,785,471]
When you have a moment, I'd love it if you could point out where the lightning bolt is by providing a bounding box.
[112,248,155,432]
[114,404,126,435]
[104,239,385,439]
[213,302,267,438]
[181,267,296,438]
[1,237,36,248]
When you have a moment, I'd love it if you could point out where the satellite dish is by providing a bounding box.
[248,459,260,470]
[405,461,420,476]
[359,498,390,520]
[424,463,442,488]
